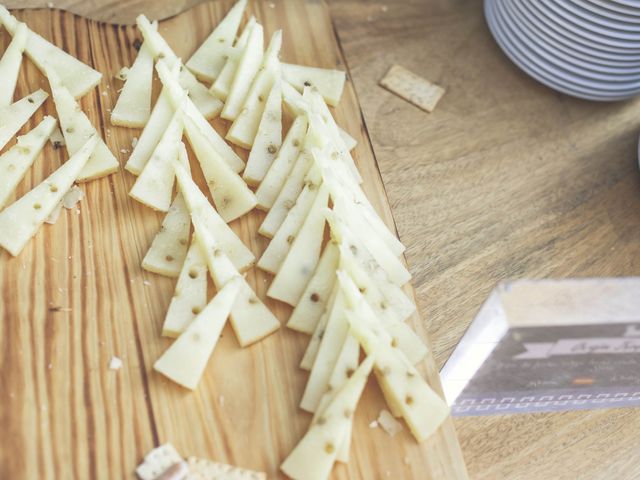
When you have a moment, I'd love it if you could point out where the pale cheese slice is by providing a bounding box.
[0,116,56,209]
[338,127,356,151]
[281,80,307,117]
[267,183,329,306]
[220,23,263,121]
[0,22,27,107]
[280,354,374,480]
[154,277,242,390]
[186,456,266,480]
[47,70,119,181]
[125,89,174,175]
[129,108,184,212]
[227,30,282,149]
[385,322,429,366]
[300,284,336,371]
[185,0,247,81]
[300,289,349,413]
[242,78,282,185]
[257,183,318,274]
[210,17,256,101]
[0,89,47,151]
[111,35,155,127]
[255,115,307,210]
[282,63,346,107]
[287,241,339,334]
[339,272,450,442]
[0,6,102,98]
[182,114,256,222]
[193,223,279,347]
[162,240,208,338]
[174,162,254,272]
[156,60,245,173]
[0,136,97,256]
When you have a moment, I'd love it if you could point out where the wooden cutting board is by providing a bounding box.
[0,1,468,478]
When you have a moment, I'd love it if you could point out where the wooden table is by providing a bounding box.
[5,0,640,479]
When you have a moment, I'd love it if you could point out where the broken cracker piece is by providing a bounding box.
[136,443,184,480]
[377,409,403,437]
[379,64,444,113]
[186,457,266,480]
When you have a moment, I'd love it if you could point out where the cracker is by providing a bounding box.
[186,457,266,480]
[136,443,184,480]
[379,64,445,113]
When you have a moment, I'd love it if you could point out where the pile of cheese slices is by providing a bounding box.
[0,5,119,256]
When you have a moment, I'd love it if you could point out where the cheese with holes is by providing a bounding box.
[0,136,97,256]
[0,89,47,151]
[0,116,56,209]
[154,277,242,389]
[282,63,346,107]
[0,22,27,107]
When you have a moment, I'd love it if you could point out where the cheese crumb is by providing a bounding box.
[381,5,388,12]
[109,356,123,370]
[45,201,63,224]
[62,185,84,209]
[47,2,54,8]
[369,420,378,429]
[131,137,138,148]
[143,280,151,286]
[377,409,403,436]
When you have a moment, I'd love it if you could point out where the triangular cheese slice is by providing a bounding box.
[162,239,208,338]
[227,30,282,149]
[210,17,256,101]
[301,284,337,371]
[267,183,329,306]
[0,6,102,98]
[338,127,356,151]
[339,272,450,442]
[156,60,245,173]
[0,22,27,107]
[280,354,374,480]
[282,63,346,106]
[154,276,242,389]
[174,162,254,272]
[287,241,339,334]
[0,116,56,209]
[185,0,247,81]
[220,23,264,121]
[0,89,47,151]
[256,115,307,210]
[0,136,98,256]
[142,144,191,276]
[242,77,282,185]
[257,182,318,274]
[129,107,183,211]
[193,225,280,347]
[111,31,155,127]
[47,70,119,181]
[125,89,174,175]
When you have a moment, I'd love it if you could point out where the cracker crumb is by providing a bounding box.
[109,356,123,370]
[369,420,379,429]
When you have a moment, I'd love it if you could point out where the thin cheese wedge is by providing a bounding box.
[227,30,282,149]
[47,70,119,181]
[154,277,242,389]
[256,115,307,210]
[280,354,374,480]
[0,116,56,209]
[193,221,279,347]
[338,127,357,151]
[282,63,346,107]
[111,32,155,127]
[385,322,429,366]
[0,22,27,107]
[0,6,102,98]
[0,136,98,256]
[221,23,264,121]
[141,143,191,276]
[243,78,282,185]
[339,273,450,442]
[174,162,254,271]
[267,184,329,306]
[287,241,339,334]
[125,89,174,175]
[210,17,256,101]
[0,89,47,151]
[185,0,247,81]
[129,108,184,212]
[157,60,245,173]
[300,289,349,413]
[282,80,308,117]
[162,240,208,338]
[300,284,336,371]
[257,183,318,274]
[136,15,223,119]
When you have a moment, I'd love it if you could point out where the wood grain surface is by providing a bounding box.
[0,1,468,479]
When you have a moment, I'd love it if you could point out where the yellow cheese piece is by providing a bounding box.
[0,89,47,151]
[300,283,337,371]
[154,277,242,389]
[0,136,98,256]
[282,63,346,107]
[0,116,56,209]
[0,22,27,107]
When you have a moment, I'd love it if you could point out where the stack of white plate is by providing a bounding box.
[485,0,640,101]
